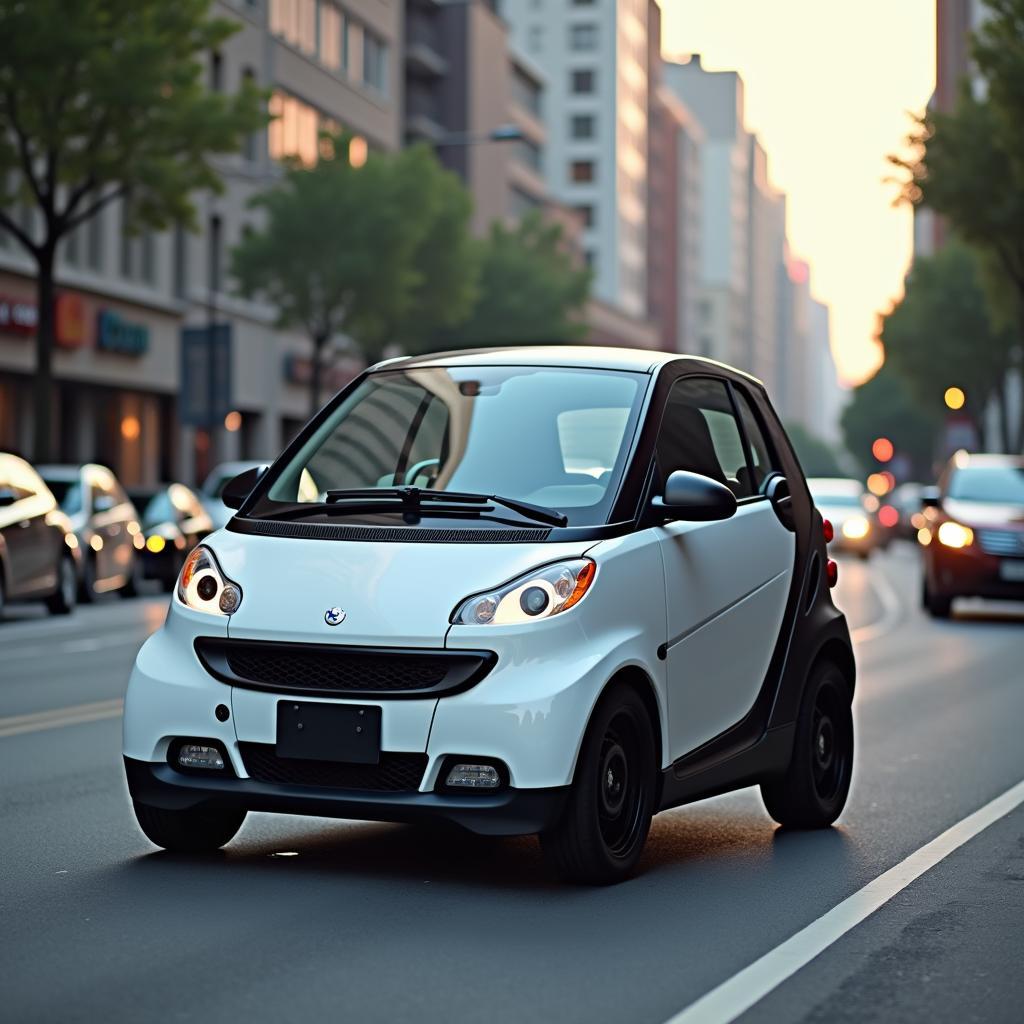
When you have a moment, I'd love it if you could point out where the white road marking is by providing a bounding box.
[0,699,123,738]
[662,776,1024,1024]
[849,557,904,645]
[1,635,143,663]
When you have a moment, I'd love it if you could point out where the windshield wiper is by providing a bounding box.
[322,487,568,528]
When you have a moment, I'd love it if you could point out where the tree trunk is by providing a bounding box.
[32,244,57,463]
[310,331,328,418]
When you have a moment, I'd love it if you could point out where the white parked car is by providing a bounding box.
[124,347,855,884]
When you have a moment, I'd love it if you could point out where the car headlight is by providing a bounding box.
[841,515,870,540]
[936,521,974,549]
[176,545,242,615]
[452,558,596,625]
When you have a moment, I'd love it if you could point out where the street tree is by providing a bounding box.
[440,211,592,348]
[880,242,1015,450]
[0,0,264,461]
[840,364,940,480]
[232,139,478,413]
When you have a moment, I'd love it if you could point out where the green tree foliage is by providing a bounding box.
[880,242,1015,450]
[841,364,941,480]
[784,422,844,478]
[440,212,592,348]
[890,0,1024,451]
[0,0,265,460]
[232,139,477,413]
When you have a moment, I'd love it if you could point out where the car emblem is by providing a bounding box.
[324,607,346,626]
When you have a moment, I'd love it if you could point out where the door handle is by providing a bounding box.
[764,475,796,532]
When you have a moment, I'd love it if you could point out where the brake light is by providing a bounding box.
[826,559,838,588]
[822,517,834,543]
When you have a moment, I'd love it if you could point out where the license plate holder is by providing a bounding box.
[999,559,1024,582]
[276,702,381,764]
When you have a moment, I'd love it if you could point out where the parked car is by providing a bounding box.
[808,477,876,558]
[920,453,1024,618]
[124,347,855,884]
[0,453,79,617]
[128,484,215,591]
[201,461,267,530]
[38,463,142,600]
[890,482,926,540]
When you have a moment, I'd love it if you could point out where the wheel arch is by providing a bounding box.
[809,636,856,700]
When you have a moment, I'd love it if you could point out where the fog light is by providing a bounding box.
[177,744,225,770]
[218,583,241,614]
[445,763,501,789]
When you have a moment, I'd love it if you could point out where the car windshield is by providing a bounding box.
[948,466,1024,504]
[255,365,646,527]
[141,492,175,528]
[43,477,83,515]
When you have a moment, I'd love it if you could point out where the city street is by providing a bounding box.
[1,543,1022,1024]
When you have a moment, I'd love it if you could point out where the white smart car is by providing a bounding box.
[124,348,855,884]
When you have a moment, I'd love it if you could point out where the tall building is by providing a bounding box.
[501,0,653,320]
[808,298,845,445]
[662,56,750,369]
[404,0,548,235]
[0,0,403,483]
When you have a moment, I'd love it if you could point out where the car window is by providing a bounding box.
[557,407,632,479]
[44,477,83,514]
[731,387,778,493]
[142,491,176,527]
[948,466,1024,504]
[656,377,757,498]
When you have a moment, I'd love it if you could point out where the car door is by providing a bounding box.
[1,456,60,596]
[655,376,796,762]
[89,468,130,588]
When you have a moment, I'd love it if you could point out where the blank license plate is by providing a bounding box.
[276,702,381,764]
[999,560,1024,582]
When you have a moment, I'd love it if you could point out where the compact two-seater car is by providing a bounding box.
[124,348,855,884]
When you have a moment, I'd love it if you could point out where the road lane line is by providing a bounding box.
[850,558,904,645]
[662,776,1024,1024]
[2,636,144,663]
[0,699,123,737]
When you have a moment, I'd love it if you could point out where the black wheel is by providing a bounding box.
[79,554,96,603]
[120,553,144,598]
[922,577,952,619]
[133,801,246,853]
[541,683,656,885]
[761,661,853,829]
[45,555,78,615]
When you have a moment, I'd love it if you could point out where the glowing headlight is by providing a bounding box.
[452,558,596,626]
[841,515,870,540]
[937,521,974,549]
[176,545,242,616]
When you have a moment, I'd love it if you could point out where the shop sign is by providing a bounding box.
[0,295,38,335]
[96,308,149,355]
[55,293,87,349]
[180,323,233,427]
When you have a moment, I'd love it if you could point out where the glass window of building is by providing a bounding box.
[208,214,222,294]
[571,68,595,94]
[511,65,542,117]
[575,204,594,228]
[173,222,188,300]
[270,0,316,55]
[571,114,595,139]
[569,24,598,51]
[363,30,388,93]
[319,2,343,70]
[514,138,543,173]
[268,90,320,166]
[570,159,595,183]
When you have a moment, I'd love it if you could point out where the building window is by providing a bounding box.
[173,222,188,300]
[574,204,595,228]
[511,65,542,117]
[319,2,343,70]
[120,205,156,285]
[270,0,316,55]
[571,69,595,94]
[570,160,595,183]
[85,207,103,271]
[210,50,223,92]
[64,223,80,265]
[569,24,598,51]
[571,114,595,139]
[513,138,543,173]
[268,90,320,165]
[242,68,258,161]
[208,214,222,294]
[363,29,388,93]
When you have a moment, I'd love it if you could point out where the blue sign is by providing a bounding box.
[96,309,149,355]
[180,323,233,428]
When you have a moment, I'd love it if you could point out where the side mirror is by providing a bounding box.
[222,466,266,510]
[0,488,18,508]
[921,486,941,509]
[653,470,738,523]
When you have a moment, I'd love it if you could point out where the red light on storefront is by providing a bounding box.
[871,437,894,463]
[878,504,899,528]
[55,293,87,348]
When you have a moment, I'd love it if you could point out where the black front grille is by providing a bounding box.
[194,638,496,699]
[239,743,427,791]
[977,529,1024,557]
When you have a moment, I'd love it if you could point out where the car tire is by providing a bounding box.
[120,554,144,598]
[45,555,78,616]
[922,577,952,619]
[761,660,853,829]
[132,801,246,854]
[541,683,656,885]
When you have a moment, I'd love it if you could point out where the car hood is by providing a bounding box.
[943,498,1024,528]
[209,528,591,646]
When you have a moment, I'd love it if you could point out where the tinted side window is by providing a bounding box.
[732,387,778,494]
[656,377,755,498]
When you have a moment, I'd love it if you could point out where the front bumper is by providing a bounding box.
[124,757,568,836]
[926,546,1024,600]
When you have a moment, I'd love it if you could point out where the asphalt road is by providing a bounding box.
[2,544,1022,1024]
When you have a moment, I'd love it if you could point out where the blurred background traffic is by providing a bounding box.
[1,0,1023,620]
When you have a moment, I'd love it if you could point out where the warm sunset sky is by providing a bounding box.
[659,0,937,385]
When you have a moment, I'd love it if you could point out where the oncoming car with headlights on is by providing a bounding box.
[123,347,855,884]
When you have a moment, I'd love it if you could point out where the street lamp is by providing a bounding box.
[433,123,524,148]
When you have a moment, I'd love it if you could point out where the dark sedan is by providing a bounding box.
[920,453,1024,617]
[128,483,214,590]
